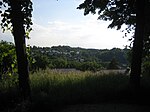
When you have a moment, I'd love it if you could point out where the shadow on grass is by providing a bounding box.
[1,71,150,112]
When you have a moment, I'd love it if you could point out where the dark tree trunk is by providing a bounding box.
[130,0,146,90]
[10,0,31,100]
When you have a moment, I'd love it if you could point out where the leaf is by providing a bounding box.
[0,1,2,6]
[8,73,12,76]
[11,63,15,68]
[2,18,6,23]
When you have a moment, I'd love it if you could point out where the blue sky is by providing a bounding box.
[0,0,130,49]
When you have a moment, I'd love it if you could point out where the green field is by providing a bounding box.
[0,69,150,112]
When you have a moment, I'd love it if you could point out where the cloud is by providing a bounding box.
[27,16,130,49]
[0,29,14,42]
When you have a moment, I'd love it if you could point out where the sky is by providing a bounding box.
[0,0,130,49]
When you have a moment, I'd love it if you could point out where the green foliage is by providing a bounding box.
[0,0,33,37]
[78,61,100,72]
[0,41,35,79]
[52,58,67,68]
[0,41,17,79]
[30,46,129,71]
[31,55,49,70]
[107,58,119,70]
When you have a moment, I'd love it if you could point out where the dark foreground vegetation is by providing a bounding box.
[0,69,150,112]
[0,41,150,112]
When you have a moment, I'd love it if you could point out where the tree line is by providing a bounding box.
[0,41,130,74]
[30,45,129,71]
[1,41,149,75]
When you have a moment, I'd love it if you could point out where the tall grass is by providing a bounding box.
[0,75,20,111]
[29,69,130,111]
[1,69,150,111]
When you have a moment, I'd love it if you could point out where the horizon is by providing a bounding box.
[28,44,129,50]
[0,0,131,49]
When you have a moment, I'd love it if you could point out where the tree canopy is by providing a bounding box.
[0,0,32,36]
[78,0,150,89]
[77,0,150,52]
[77,0,136,30]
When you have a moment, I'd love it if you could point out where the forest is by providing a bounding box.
[0,41,130,75]
[30,45,129,71]
[0,41,131,76]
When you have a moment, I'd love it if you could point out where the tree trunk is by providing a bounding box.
[130,0,145,90]
[10,0,31,101]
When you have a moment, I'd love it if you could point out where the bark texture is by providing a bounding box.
[10,0,31,100]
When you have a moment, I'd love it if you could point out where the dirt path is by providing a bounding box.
[58,103,150,112]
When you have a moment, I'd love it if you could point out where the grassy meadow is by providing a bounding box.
[0,69,150,111]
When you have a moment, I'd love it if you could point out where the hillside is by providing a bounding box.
[30,45,129,71]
